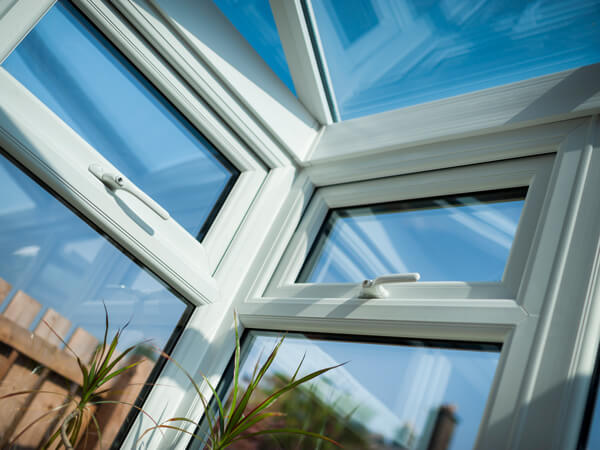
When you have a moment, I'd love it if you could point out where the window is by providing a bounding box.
[3,0,239,241]
[0,150,191,447]
[308,0,600,120]
[297,187,528,283]
[269,156,552,300]
[191,331,500,450]
[1,1,599,449]
[0,0,266,445]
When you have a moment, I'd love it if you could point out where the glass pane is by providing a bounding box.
[579,347,600,449]
[0,151,189,447]
[299,188,527,283]
[193,331,500,450]
[309,0,600,120]
[212,0,296,95]
[2,0,238,240]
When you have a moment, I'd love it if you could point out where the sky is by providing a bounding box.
[309,0,600,119]
[232,332,499,450]
[2,0,237,238]
[301,190,526,283]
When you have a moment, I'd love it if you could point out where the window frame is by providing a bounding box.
[107,0,321,164]
[0,2,279,445]
[232,119,600,450]
[267,155,553,301]
[2,1,600,449]
[0,0,268,296]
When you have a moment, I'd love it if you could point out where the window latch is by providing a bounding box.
[88,164,170,220]
[359,273,420,298]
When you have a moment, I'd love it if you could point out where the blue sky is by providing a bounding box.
[237,332,499,449]
[3,0,236,238]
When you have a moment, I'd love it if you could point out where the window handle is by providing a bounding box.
[88,164,170,220]
[359,273,420,298]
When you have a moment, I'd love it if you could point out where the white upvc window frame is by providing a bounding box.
[235,119,600,450]
[0,0,269,291]
[107,0,321,165]
[268,155,553,301]
[0,1,288,445]
[2,1,600,450]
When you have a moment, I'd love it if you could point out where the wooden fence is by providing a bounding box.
[0,277,152,449]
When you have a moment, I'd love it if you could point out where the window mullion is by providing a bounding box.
[0,0,54,62]
[107,0,320,166]
[126,167,299,449]
[270,0,333,127]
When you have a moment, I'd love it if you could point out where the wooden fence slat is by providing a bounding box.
[34,307,72,347]
[0,316,82,384]
[0,278,14,394]
[80,355,153,450]
[49,327,100,450]
[0,287,154,449]
[0,278,11,305]
[0,290,42,382]
[68,327,100,363]
[0,292,43,444]
[3,290,42,325]
[9,309,73,448]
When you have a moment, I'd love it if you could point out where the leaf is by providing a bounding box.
[234,362,346,434]
[100,301,110,362]
[89,399,163,436]
[137,424,207,446]
[90,411,102,450]
[10,403,70,444]
[291,352,306,383]
[219,412,285,447]
[0,389,71,400]
[226,336,284,434]
[97,359,143,388]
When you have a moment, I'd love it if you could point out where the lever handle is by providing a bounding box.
[359,272,420,299]
[89,164,169,220]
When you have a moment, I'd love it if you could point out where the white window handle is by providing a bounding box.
[359,273,420,298]
[88,164,169,220]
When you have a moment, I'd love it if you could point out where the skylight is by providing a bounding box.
[213,0,296,95]
[308,0,600,120]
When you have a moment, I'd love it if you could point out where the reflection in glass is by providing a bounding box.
[309,0,600,120]
[299,188,527,283]
[193,332,499,450]
[0,152,189,446]
[212,0,296,95]
[2,0,238,240]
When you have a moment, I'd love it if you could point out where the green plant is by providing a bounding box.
[141,313,344,449]
[1,305,154,449]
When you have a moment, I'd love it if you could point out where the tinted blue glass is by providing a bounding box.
[2,0,237,239]
[299,189,527,283]
[585,384,600,449]
[310,0,600,120]
[199,332,499,450]
[0,152,189,446]
[0,153,186,350]
[212,0,296,95]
